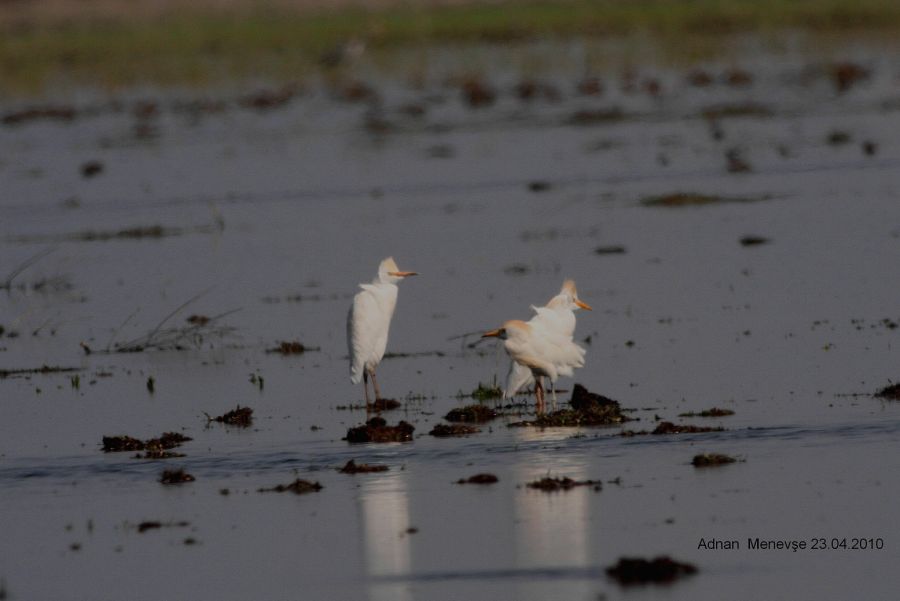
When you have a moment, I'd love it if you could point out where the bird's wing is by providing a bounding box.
[347,286,382,383]
[514,353,557,380]
[504,360,534,399]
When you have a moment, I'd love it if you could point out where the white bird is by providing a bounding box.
[482,320,562,411]
[347,257,417,404]
[504,279,591,401]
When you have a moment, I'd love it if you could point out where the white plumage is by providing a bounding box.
[347,257,417,402]
[502,279,591,400]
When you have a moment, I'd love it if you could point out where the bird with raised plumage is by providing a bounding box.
[347,257,417,404]
[482,319,564,411]
[501,279,591,403]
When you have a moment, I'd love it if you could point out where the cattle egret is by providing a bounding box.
[347,257,417,403]
[482,320,561,410]
[504,280,591,402]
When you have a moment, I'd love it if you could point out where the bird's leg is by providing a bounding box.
[363,371,371,412]
[535,377,545,414]
[551,381,558,412]
[371,369,382,402]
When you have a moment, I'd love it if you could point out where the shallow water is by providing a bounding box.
[2,34,900,600]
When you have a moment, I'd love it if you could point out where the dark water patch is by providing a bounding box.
[456,473,498,484]
[606,556,697,585]
[620,421,724,436]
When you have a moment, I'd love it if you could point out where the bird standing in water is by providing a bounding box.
[482,320,562,412]
[347,257,417,404]
[496,279,591,406]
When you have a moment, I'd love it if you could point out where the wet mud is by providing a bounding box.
[444,404,498,423]
[257,479,323,494]
[160,469,195,484]
[206,406,253,427]
[102,432,191,454]
[429,423,481,437]
[338,459,389,474]
[526,477,602,492]
[510,384,630,427]
[345,417,414,443]
[692,453,738,467]
[621,422,725,436]
[875,383,900,400]
[678,408,735,418]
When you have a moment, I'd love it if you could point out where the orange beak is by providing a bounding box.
[481,328,503,338]
[388,271,418,277]
[575,299,593,311]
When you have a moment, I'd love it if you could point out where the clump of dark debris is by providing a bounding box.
[620,421,724,436]
[444,404,498,423]
[137,520,190,533]
[103,432,192,455]
[527,476,602,492]
[258,479,323,494]
[267,341,308,354]
[369,398,401,411]
[678,408,735,418]
[205,405,253,427]
[457,473,499,484]
[510,384,631,427]
[0,365,81,379]
[692,453,738,467]
[345,417,414,443]
[335,398,402,411]
[640,192,763,208]
[739,236,769,246]
[875,383,900,400]
[429,423,480,437]
[160,469,195,484]
[339,459,389,474]
[606,556,697,585]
